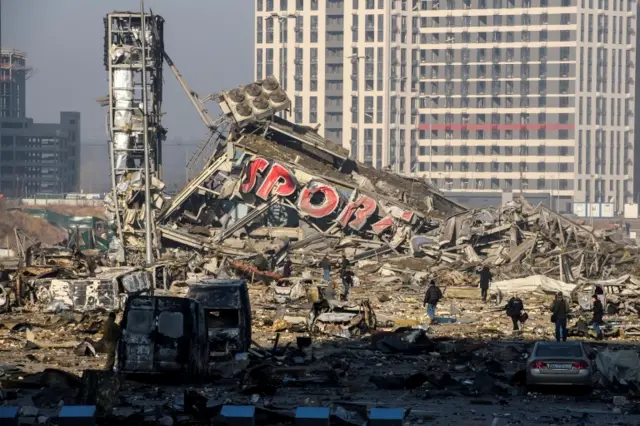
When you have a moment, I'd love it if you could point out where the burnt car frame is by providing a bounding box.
[117,295,209,377]
[186,279,252,357]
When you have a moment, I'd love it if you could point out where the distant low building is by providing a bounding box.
[0,49,80,196]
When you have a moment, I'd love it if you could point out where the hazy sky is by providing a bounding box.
[2,0,253,191]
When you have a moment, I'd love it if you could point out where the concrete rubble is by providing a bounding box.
[3,19,640,422]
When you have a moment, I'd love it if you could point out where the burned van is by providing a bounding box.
[186,279,251,357]
[117,296,209,376]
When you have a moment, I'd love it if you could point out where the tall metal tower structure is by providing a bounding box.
[103,10,165,263]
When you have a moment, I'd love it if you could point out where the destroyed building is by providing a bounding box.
[6,9,640,424]
[154,76,465,265]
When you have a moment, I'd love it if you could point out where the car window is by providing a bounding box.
[535,344,583,358]
[126,309,154,334]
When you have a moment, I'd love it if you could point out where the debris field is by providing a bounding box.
[3,9,640,426]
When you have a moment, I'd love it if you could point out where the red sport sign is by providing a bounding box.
[240,156,420,234]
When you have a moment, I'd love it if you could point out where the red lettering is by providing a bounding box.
[336,194,377,231]
[297,182,341,218]
[371,216,394,235]
[255,163,297,200]
[241,158,269,193]
[401,210,415,223]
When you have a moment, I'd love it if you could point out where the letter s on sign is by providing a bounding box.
[255,163,297,200]
[241,158,270,193]
[297,182,340,218]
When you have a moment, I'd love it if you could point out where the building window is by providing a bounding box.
[310,16,318,42]
[266,17,274,43]
[256,49,263,80]
[265,48,274,76]
[295,96,303,123]
[310,48,318,91]
[292,16,301,42]
[309,96,317,123]
[295,48,303,91]
[365,96,374,124]
[257,17,264,44]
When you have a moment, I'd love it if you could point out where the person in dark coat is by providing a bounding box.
[340,254,350,275]
[506,295,524,331]
[341,270,354,301]
[477,266,493,302]
[550,292,570,342]
[591,294,604,339]
[283,258,293,278]
[594,285,605,309]
[320,256,331,281]
[423,280,443,323]
[339,254,351,298]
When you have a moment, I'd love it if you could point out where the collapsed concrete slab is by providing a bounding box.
[154,77,465,266]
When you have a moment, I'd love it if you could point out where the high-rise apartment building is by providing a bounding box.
[254,0,420,172]
[254,0,636,213]
[417,0,636,213]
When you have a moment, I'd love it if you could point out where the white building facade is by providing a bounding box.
[255,0,637,213]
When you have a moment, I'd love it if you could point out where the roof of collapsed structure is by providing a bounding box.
[155,79,466,260]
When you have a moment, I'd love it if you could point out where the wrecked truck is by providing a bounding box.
[186,279,252,357]
[117,295,210,377]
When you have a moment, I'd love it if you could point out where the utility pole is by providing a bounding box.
[140,0,153,265]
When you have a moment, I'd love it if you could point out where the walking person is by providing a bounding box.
[423,280,443,324]
[341,270,354,301]
[339,254,350,298]
[282,257,293,278]
[550,292,570,342]
[340,254,349,276]
[591,294,604,340]
[506,295,524,332]
[320,255,331,282]
[477,265,493,302]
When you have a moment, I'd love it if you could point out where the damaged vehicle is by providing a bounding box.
[186,279,252,357]
[307,298,376,338]
[117,295,209,377]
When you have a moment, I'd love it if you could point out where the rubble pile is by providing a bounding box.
[3,313,640,424]
[4,56,640,422]
[140,75,639,302]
